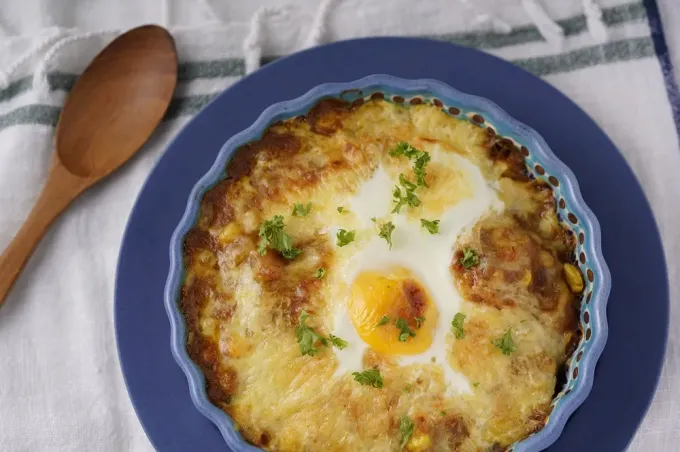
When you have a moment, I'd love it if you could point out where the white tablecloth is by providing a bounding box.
[1,0,679,450]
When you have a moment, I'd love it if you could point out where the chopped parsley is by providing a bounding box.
[328,334,348,350]
[370,217,377,223]
[440,410,447,416]
[390,142,431,188]
[472,382,480,388]
[336,229,356,247]
[374,315,391,328]
[415,316,425,328]
[395,318,416,342]
[292,203,311,216]
[281,247,303,260]
[403,384,412,393]
[420,218,440,234]
[413,151,431,187]
[296,312,349,355]
[392,183,421,214]
[399,415,415,448]
[390,141,422,159]
[389,142,431,213]
[352,368,383,388]
[315,268,326,279]
[451,312,466,339]
[492,329,516,355]
[257,215,302,260]
[398,173,417,191]
[295,310,327,356]
[378,221,396,249]
[460,248,480,268]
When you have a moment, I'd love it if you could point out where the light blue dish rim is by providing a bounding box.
[164,74,611,452]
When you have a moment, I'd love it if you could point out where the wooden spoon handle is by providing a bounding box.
[0,162,87,308]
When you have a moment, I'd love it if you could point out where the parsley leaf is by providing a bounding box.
[315,268,326,279]
[292,203,311,216]
[392,186,407,214]
[337,206,345,213]
[389,142,432,213]
[390,141,421,158]
[413,152,431,187]
[472,382,480,388]
[460,248,480,268]
[395,318,416,342]
[492,329,516,355]
[398,173,417,191]
[258,215,302,260]
[420,218,440,234]
[257,215,284,255]
[328,334,348,350]
[281,247,303,260]
[452,313,466,339]
[393,173,422,213]
[378,221,396,249]
[399,415,415,448]
[352,368,383,388]
[403,384,412,393]
[392,185,421,214]
[374,315,390,328]
[415,316,425,328]
[370,217,377,223]
[295,310,327,356]
[336,229,356,247]
[390,142,431,188]
[295,312,348,355]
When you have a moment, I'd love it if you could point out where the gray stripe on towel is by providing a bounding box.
[429,1,645,49]
[0,1,648,104]
[0,35,656,131]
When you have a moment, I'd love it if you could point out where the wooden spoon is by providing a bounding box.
[0,25,178,307]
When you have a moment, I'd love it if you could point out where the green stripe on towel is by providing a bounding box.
[429,1,645,49]
[0,35,656,131]
[0,1,649,104]
[514,35,654,76]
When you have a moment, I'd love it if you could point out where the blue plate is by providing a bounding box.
[115,38,669,451]
[165,75,610,452]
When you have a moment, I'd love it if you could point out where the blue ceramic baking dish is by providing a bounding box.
[164,74,611,452]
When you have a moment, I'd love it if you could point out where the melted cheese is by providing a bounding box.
[180,99,579,451]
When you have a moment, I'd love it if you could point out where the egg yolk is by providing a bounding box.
[349,267,437,355]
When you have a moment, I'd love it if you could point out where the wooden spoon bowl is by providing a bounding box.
[0,25,178,307]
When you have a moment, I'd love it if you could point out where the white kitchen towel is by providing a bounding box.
[0,0,679,451]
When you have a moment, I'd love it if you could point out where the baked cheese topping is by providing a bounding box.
[180,98,580,451]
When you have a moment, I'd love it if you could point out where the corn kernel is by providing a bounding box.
[218,222,241,244]
[407,433,431,452]
[521,269,532,287]
[563,263,584,293]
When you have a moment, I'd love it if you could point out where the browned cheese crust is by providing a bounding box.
[180,97,581,451]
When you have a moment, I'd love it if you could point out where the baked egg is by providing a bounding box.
[180,98,581,451]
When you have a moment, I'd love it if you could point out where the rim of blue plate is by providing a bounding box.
[164,74,611,452]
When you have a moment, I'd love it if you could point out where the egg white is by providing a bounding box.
[327,144,504,394]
